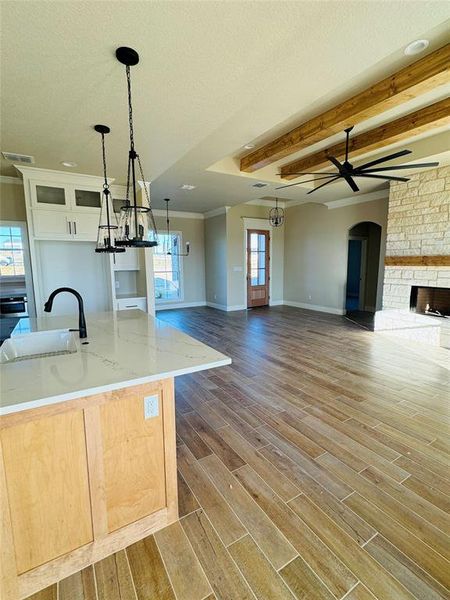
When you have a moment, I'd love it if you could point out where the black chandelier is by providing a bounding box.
[269,198,284,228]
[164,199,190,256]
[115,47,158,248]
[94,124,125,253]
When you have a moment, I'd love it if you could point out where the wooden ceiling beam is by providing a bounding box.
[280,98,450,179]
[240,44,450,173]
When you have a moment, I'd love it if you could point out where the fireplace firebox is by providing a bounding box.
[410,286,450,318]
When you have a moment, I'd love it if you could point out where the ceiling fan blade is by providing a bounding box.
[327,156,343,170]
[275,175,336,190]
[306,176,340,194]
[355,149,412,171]
[344,175,359,193]
[360,162,439,173]
[357,174,409,182]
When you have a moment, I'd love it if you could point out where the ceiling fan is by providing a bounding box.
[276,126,439,194]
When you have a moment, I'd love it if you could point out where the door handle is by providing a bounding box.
[73,221,77,234]
[68,221,72,234]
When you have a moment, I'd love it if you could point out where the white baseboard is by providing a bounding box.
[206,302,247,312]
[227,304,246,312]
[156,301,206,311]
[206,301,228,311]
[269,300,284,306]
[284,300,345,316]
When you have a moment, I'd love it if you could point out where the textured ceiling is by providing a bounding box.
[1,1,449,211]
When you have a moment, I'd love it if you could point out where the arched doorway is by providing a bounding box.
[345,222,382,324]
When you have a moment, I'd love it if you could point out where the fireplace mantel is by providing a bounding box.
[385,255,450,267]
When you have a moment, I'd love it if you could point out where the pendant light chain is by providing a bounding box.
[115,46,158,248]
[126,65,135,151]
[100,132,111,237]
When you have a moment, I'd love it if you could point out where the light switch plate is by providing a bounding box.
[144,394,159,419]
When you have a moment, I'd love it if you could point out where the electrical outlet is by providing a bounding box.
[308,295,312,300]
[214,294,217,300]
[115,280,120,289]
[144,394,159,419]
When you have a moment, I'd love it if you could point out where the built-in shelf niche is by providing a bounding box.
[109,247,155,314]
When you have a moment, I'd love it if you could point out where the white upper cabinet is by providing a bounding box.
[17,167,111,241]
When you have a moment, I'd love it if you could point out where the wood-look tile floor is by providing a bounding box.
[28,306,450,600]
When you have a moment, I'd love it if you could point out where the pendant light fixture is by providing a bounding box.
[269,198,284,227]
[164,199,190,256]
[94,124,125,253]
[115,47,158,248]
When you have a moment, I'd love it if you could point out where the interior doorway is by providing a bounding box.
[246,229,270,308]
[345,222,382,325]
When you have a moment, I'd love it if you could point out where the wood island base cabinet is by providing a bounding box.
[0,379,178,600]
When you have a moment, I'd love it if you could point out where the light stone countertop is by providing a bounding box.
[0,310,231,415]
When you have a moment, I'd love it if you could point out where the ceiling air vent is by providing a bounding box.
[1,152,35,164]
[252,182,268,188]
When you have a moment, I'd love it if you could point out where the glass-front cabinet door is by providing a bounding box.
[32,183,67,209]
[73,188,102,210]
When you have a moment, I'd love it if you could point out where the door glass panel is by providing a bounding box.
[257,235,265,251]
[250,233,258,251]
[257,252,265,269]
[75,189,101,208]
[251,269,258,285]
[257,269,265,285]
[36,185,65,205]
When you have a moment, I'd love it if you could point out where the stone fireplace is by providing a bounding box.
[375,165,450,348]
[410,285,450,317]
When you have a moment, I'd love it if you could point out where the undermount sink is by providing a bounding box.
[0,329,78,364]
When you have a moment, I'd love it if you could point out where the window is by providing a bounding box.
[153,233,183,302]
[0,226,25,277]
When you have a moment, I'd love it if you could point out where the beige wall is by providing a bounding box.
[0,181,26,221]
[204,213,228,306]
[226,203,284,308]
[284,198,388,314]
[154,215,206,305]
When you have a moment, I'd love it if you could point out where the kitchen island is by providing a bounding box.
[0,310,230,600]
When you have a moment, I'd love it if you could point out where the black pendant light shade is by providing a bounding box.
[269,198,284,227]
[94,125,125,253]
[164,199,190,256]
[115,47,158,248]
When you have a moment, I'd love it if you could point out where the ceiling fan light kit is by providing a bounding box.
[276,126,439,194]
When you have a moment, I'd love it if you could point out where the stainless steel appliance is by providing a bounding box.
[0,294,28,317]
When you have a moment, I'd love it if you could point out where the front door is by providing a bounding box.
[247,229,270,308]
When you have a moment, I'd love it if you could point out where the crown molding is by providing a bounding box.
[0,176,22,185]
[204,206,230,219]
[14,165,112,185]
[152,209,204,220]
[245,198,286,208]
[324,189,388,209]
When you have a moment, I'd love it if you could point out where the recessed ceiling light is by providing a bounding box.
[61,161,77,168]
[243,144,255,150]
[404,39,429,56]
[180,184,196,191]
